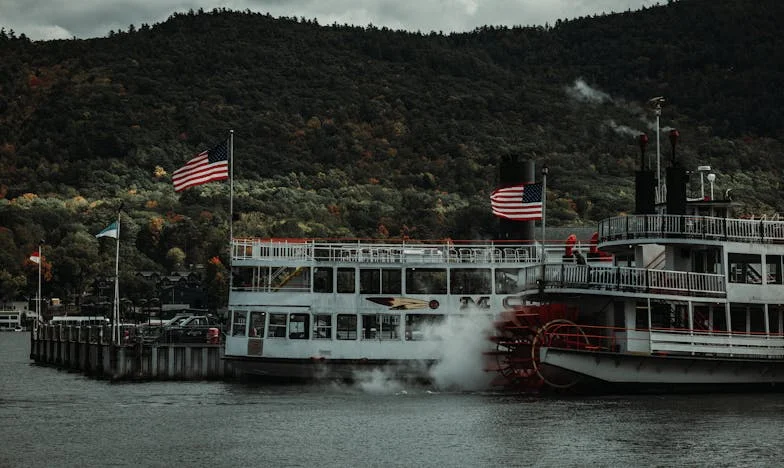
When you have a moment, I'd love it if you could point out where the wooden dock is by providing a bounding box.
[30,325,238,381]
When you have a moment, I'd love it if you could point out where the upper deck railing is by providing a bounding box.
[599,214,784,244]
[232,239,543,265]
[520,264,725,297]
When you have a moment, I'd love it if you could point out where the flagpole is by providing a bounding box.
[113,207,122,345]
[36,242,42,334]
[540,165,549,285]
[541,166,548,260]
[229,130,234,292]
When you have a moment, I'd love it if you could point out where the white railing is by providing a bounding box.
[599,214,784,244]
[232,239,542,265]
[650,330,784,358]
[536,263,725,296]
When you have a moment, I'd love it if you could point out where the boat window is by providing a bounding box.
[712,307,728,332]
[495,269,523,294]
[313,314,332,339]
[337,268,355,293]
[231,311,247,336]
[360,268,381,294]
[650,302,685,329]
[379,314,400,340]
[232,266,256,290]
[361,314,379,340]
[405,268,447,295]
[766,255,783,284]
[249,311,266,337]
[749,305,765,333]
[405,314,445,340]
[382,269,402,294]
[289,314,309,339]
[728,253,763,284]
[635,302,650,330]
[270,267,310,292]
[693,305,710,331]
[267,313,287,338]
[769,305,784,335]
[450,268,491,294]
[336,314,357,340]
[314,267,333,293]
[730,305,747,333]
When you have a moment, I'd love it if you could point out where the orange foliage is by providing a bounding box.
[149,217,164,244]
[209,256,222,266]
[145,200,158,209]
[368,177,379,185]
[327,204,340,217]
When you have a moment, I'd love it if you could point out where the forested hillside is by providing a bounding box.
[1,0,782,309]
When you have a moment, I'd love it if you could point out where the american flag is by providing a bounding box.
[172,141,229,192]
[490,182,543,221]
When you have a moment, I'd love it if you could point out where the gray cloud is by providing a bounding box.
[0,0,654,41]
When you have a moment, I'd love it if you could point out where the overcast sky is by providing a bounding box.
[1,0,657,41]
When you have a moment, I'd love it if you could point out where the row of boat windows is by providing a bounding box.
[229,310,447,341]
[233,266,527,295]
[629,302,784,334]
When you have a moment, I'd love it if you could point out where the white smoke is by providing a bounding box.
[348,310,496,393]
[641,117,674,133]
[353,368,406,394]
[423,312,495,391]
[604,119,643,138]
[566,78,611,104]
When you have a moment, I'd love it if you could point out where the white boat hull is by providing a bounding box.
[539,347,784,392]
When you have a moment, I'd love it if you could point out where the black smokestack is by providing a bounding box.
[635,133,655,214]
[638,133,649,170]
[497,154,535,241]
[665,129,686,214]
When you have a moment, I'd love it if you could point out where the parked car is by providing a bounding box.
[160,315,222,344]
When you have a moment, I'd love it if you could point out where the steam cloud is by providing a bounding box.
[350,308,496,393]
[566,78,611,103]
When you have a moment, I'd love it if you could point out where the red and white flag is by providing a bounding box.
[29,251,41,264]
[490,182,543,221]
[172,140,229,192]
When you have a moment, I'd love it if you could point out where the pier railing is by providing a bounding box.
[599,214,784,244]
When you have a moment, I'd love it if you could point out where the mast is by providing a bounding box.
[229,129,234,294]
[113,206,122,345]
[36,242,42,334]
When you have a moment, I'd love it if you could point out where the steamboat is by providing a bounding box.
[224,129,784,393]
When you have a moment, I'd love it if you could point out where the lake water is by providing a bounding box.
[2,332,783,467]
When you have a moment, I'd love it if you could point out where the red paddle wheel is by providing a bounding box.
[486,303,587,391]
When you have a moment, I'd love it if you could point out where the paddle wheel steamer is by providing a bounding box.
[223,129,784,393]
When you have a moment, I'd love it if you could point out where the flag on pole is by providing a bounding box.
[96,222,119,239]
[172,140,229,192]
[29,251,41,264]
[490,182,543,221]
